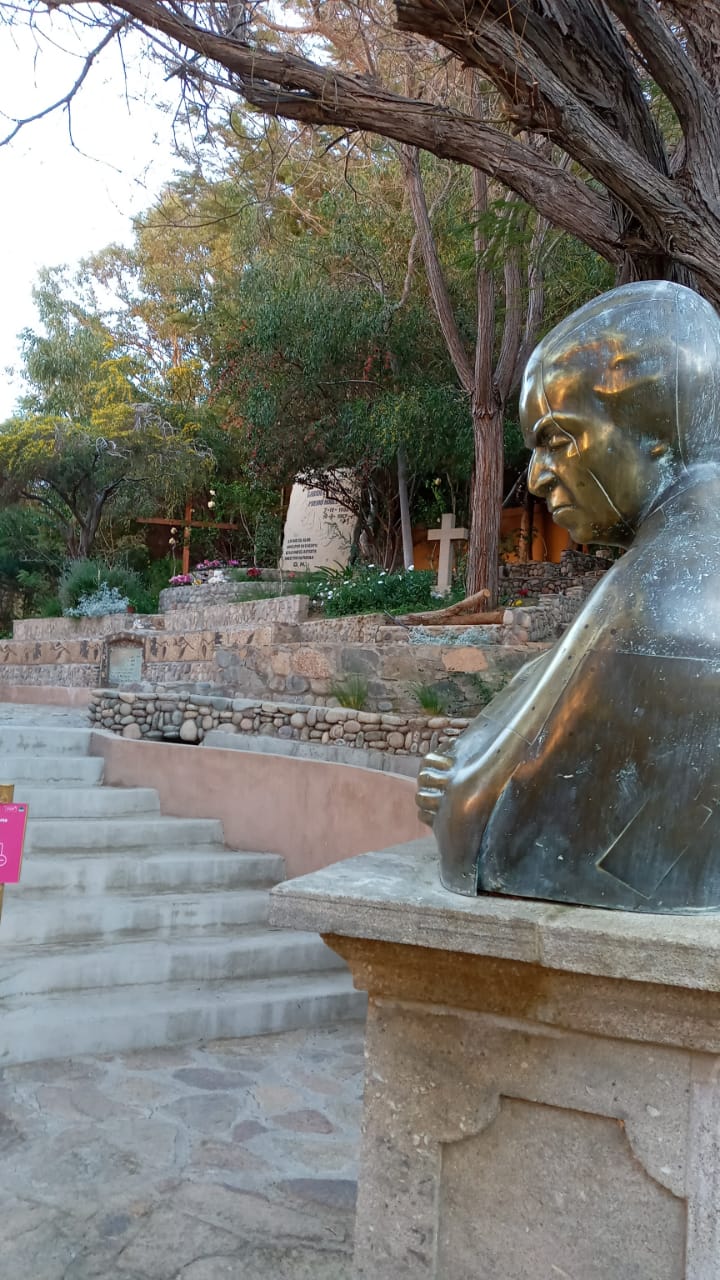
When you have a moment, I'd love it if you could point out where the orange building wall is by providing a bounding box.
[413,505,571,572]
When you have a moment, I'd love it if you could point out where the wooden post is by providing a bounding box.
[136,503,238,576]
[0,782,13,922]
[182,500,193,576]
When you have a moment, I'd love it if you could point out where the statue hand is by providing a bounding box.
[416,752,454,826]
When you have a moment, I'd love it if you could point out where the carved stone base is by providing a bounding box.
[270,840,720,1279]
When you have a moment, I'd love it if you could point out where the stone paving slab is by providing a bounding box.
[0,1024,365,1279]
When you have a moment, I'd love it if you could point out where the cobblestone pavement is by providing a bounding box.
[0,1024,365,1279]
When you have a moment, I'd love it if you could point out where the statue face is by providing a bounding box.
[521,348,675,546]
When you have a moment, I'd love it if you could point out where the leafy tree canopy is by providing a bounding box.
[1,269,214,558]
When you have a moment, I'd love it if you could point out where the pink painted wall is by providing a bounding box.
[91,734,427,878]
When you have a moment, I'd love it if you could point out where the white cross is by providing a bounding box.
[427,513,468,594]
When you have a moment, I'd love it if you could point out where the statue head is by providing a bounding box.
[520,280,720,545]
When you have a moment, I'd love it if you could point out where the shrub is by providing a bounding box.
[58,560,141,613]
[39,597,63,618]
[64,583,130,617]
[16,568,60,618]
[316,567,438,617]
[409,682,448,715]
[470,674,511,708]
[329,674,369,710]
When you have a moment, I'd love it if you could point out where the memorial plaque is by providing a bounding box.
[280,476,356,571]
[107,639,144,685]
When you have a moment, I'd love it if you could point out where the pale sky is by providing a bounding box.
[0,15,180,417]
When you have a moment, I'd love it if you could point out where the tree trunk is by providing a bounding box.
[465,404,504,604]
[519,486,535,563]
[78,497,106,560]
[397,446,414,570]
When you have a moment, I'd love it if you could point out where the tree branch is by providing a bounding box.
[399,145,473,393]
[605,0,720,194]
[54,0,621,263]
[0,18,128,145]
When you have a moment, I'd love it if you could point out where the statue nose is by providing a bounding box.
[528,452,556,498]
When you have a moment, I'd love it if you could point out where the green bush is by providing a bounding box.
[316,567,439,617]
[284,570,328,597]
[38,596,63,617]
[127,557,176,615]
[15,568,60,618]
[58,560,142,613]
[409,682,448,715]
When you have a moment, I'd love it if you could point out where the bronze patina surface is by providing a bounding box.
[418,280,720,912]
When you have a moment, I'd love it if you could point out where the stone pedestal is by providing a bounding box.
[270,838,720,1280]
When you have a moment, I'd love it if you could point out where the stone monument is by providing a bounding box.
[270,282,720,1278]
[280,475,356,572]
[419,280,720,912]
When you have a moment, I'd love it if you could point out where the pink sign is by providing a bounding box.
[0,803,29,884]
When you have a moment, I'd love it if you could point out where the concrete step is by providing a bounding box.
[25,815,225,853]
[17,848,286,894]
[16,786,161,819]
[0,754,104,787]
[0,888,271,945]
[0,718,360,1063]
[0,972,366,1065]
[0,726,93,755]
[0,929,344,998]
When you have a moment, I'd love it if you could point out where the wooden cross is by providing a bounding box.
[428,512,468,594]
[137,500,237,576]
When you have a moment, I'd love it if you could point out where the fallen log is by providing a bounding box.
[400,609,505,626]
[397,589,493,627]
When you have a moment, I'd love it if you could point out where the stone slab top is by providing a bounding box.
[269,838,720,993]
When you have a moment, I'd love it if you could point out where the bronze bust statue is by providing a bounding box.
[418,280,720,913]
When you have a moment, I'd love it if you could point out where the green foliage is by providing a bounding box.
[409,683,449,715]
[58,560,141,613]
[38,596,64,618]
[4,269,214,559]
[122,555,176,614]
[469,673,511,708]
[15,568,59,617]
[10,125,621,585]
[253,509,283,568]
[316,567,438,617]
[0,505,65,571]
[329,674,369,710]
[281,570,327,597]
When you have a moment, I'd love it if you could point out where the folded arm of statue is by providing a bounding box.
[417,650,559,894]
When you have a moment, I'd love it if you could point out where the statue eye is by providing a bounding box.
[544,432,570,451]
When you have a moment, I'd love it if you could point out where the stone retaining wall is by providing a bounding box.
[4,588,594,706]
[500,549,610,596]
[12,613,161,641]
[89,688,471,758]
[159,575,295,611]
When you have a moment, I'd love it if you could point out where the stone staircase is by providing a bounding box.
[0,725,364,1065]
